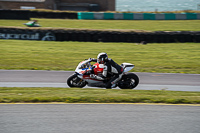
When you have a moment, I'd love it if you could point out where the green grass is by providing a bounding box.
[0,40,200,74]
[0,87,200,104]
[1,18,199,104]
[0,19,200,31]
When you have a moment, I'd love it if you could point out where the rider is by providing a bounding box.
[24,20,40,27]
[90,52,123,89]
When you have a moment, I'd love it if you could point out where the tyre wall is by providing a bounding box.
[0,27,200,43]
[0,10,30,20]
[30,11,77,19]
[0,10,77,19]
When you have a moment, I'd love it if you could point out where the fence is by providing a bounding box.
[78,12,200,20]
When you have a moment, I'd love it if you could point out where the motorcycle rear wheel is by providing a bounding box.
[118,73,139,89]
[67,74,86,88]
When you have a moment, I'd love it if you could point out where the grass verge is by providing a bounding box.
[0,87,200,104]
[0,19,200,31]
[0,40,200,74]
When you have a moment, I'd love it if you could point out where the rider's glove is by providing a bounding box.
[92,58,97,62]
[88,58,92,62]
[88,58,96,62]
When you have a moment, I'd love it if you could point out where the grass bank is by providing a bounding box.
[0,19,200,31]
[0,40,199,74]
[0,87,200,104]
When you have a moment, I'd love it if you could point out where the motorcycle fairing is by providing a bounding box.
[93,63,104,75]
[121,63,135,72]
[82,75,104,86]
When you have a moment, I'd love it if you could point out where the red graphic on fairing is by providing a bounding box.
[93,63,103,75]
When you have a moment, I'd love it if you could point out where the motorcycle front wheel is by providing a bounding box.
[67,74,86,88]
[118,73,139,89]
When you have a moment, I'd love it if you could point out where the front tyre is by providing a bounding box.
[118,73,139,89]
[67,74,86,88]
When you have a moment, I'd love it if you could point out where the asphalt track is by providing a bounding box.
[1,103,200,133]
[0,70,200,91]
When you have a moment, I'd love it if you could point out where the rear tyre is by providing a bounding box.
[118,73,139,89]
[67,74,86,88]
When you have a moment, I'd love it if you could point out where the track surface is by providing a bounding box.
[1,104,200,133]
[0,70,200,91]
[1,71,200,133]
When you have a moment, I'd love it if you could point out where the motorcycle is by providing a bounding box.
[67,59,139,89]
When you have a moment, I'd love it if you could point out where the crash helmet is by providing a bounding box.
[97,52,108,64]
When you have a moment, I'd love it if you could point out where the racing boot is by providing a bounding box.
[90,74,104,80]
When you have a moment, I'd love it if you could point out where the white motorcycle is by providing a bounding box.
[67,59,139,89]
